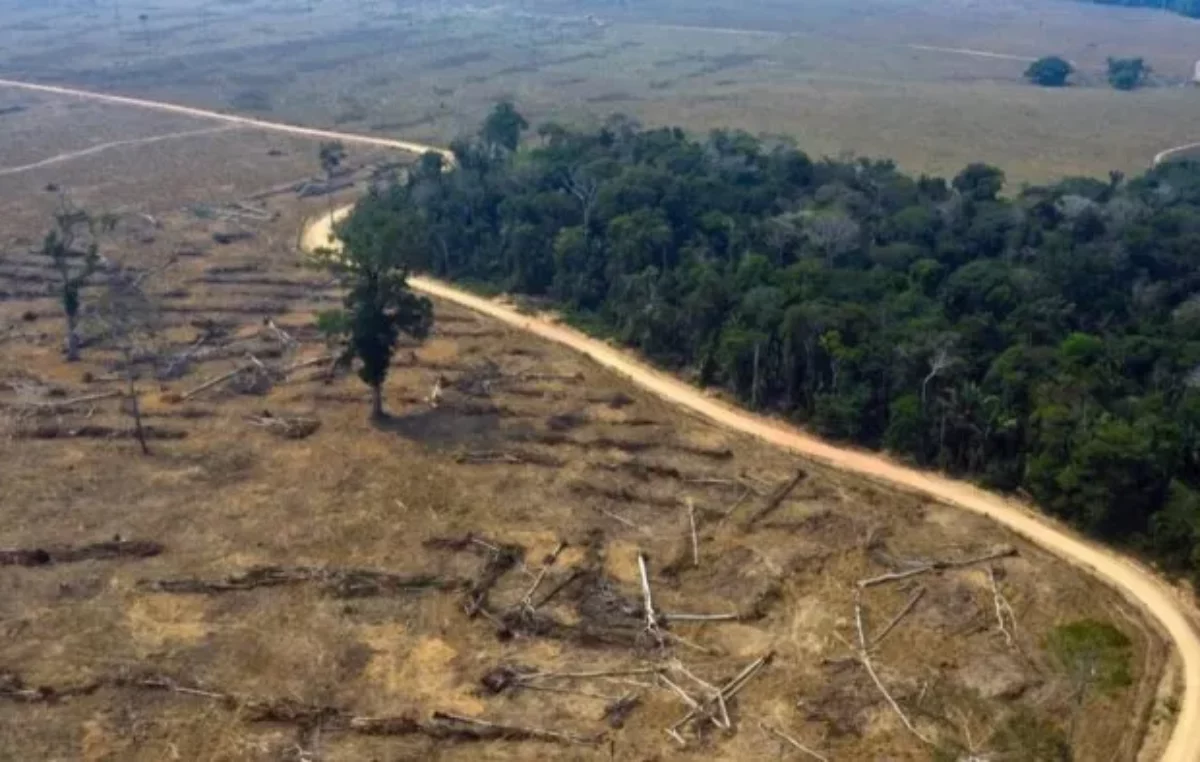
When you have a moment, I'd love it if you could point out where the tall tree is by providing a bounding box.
[39,195,113,361]
[480,101,528,154]
[315,196,432,419]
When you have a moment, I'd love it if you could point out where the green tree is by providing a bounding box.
[1025,56,1074,87]
[1107,57,1149,90]
[1047,619,1133,699]
[39,195,114,362]
[315,198,433,419]
[481,101,528,153]
[953,163,1006,202]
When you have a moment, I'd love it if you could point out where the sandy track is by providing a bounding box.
[1155,141,1200,166]
[906,44,1037,62]
[3,75,1198,762]
[0,125,238,177]
[0,78,456,163]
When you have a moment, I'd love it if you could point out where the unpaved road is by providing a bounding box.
[906,44,1037,62]
[4,76,1199,762]
[0,124,237,177]
[1155,141,1200,166]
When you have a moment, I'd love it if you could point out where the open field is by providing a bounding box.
[3,0,1200,183]
[0,90,1183,761]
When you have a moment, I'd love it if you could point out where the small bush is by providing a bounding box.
[1026,56,1073,87]
[1046,618,1133,692]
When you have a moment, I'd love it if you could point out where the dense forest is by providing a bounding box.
[1080,0,1200,18]
[340,105,1200,579]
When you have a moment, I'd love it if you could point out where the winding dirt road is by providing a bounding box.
[4,76,1199,762]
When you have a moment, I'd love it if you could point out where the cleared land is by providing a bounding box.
[3,0,1200,183]
[0,92,1183,761]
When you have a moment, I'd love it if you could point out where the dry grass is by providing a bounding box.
[0,98,1176,760]
[4,0,1200,184]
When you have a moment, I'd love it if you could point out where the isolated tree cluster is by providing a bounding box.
[343,103,1200,580]
[1025,54,1151,90]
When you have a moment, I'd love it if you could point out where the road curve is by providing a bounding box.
[1155,141,1200,167]
[3,76,1198,762]
[307,209,1200,762]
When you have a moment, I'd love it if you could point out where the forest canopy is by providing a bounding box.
[1080,0,1200,17]
[345,105,1200,580]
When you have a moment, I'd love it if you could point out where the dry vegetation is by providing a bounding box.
[4,0,1200,184]
[0,94,1182,760]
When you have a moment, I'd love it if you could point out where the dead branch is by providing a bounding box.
[759,722,830,762]
[988,566,1015,648]
[601,693,641,728]
[869,587,926,651]
[662,630,723,656]
[662,612,740,623]
[686,498,700,567]
[668,652,774,741]
[638,552,663,645]
[518,372,584,383]
[658,673,703,712]
[282,355,335,375]
[718,487,754,525]
[464,543,524,616]
[671,662,729,728]
[429,711,599,745]
[0,539,162,567]
[589,504,648,534]
[522,667,662,682]
[856,546,1017,588]
[532,569,583,609]
[519,541,567,612]
[265,319,298,348]
[246,414,320,440]
[139,565,462,597]
[456,450,563,468]
[853,591,932,745]
[178,364,250,401]
[744,469,807,527]
[3,389,122,412]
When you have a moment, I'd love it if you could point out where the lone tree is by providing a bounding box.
[94,266,158,455]
[480,101,528,154]
[39,195,114,361]
[315,198,432,420]
[318,140,347,211]
[1107,57,1150,90]
[1025,56,1073,87]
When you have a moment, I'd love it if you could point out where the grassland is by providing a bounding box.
[0,89,1182,761]
[3,0,1200,184]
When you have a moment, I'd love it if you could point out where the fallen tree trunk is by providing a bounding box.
[0,539,162,567]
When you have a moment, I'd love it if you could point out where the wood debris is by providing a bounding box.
[0,539,162,567]
[857,546,1017,588]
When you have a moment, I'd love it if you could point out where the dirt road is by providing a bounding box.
[4,75,1199,762]
[0,124,238,177]
[906,44,1037,62]
[1155,141,1200,166]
